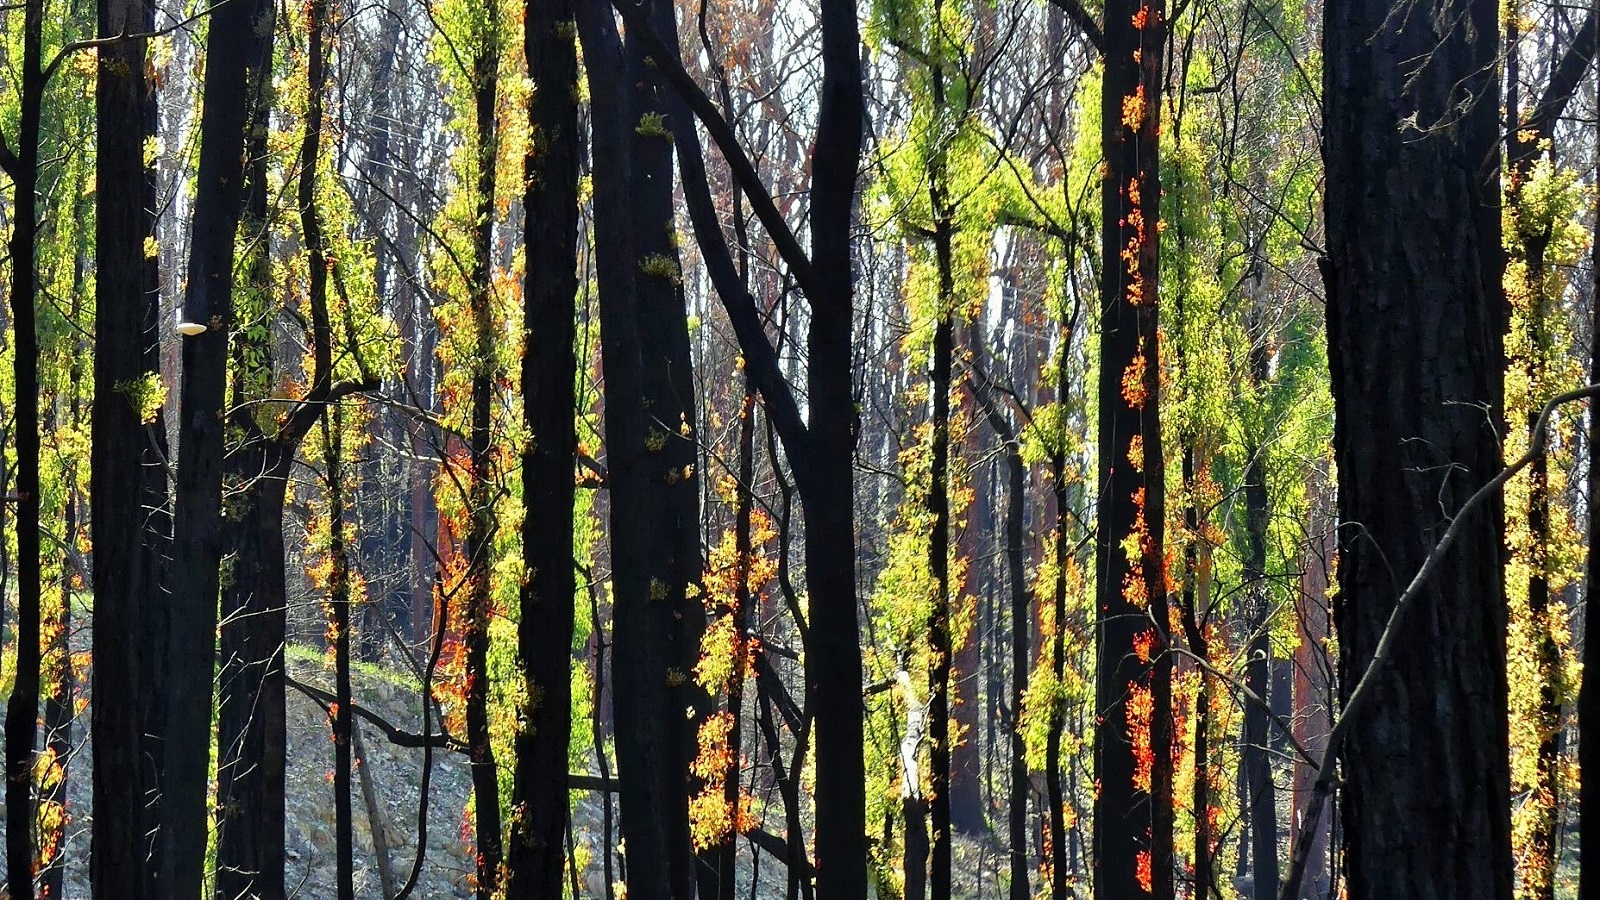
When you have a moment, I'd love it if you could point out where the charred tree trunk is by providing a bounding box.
[505,0,580,893]
[575,5,703,898]
[1323,0,1511,891]
[91,0,166,891]
[1094,0,1170,894]
[325,402,356,900]
[463,25,504,899]
[163,0,275,891]
[4,1,43,894]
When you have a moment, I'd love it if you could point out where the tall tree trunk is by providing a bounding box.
[575,6,703,897]
[463,22,504,898]
[1240,312,1280,900]
[91,0,165,890]
[4,0,43,893]
[971,378,1031,900]
[1178,445,1215,899]
[1241,437,1279,900]
[163,0,275,891]
[1045,342,1071,900]
[799,4,867,893]
[505,0,580,893]
[1322,0,1511,890]
[1094,0,1170,894]
[214,448,292,900]
[1584,118,1600,900]
[926,236,956,900]
[325,402,356,900]
[633,0,869,889]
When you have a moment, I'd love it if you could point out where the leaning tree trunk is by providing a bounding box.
[1322,0,1512,891]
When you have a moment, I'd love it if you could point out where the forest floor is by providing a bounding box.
[1,641,1018,899]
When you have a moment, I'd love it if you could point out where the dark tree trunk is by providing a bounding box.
[1585,126,1600,900]
[575,6,703,898]
[163,0,275,891]
[91,0,166,891]
[802,4,867,893]
[1094,0,1170,894]
[214,451,291,900]
[1323,0,1511,891]
[1178,446,1214,900]
[325,403,356,900]
[463,25,504,899]
[626,0,868,889]
[926,248,955,900]
[971,379,1031,900]
[579,8,697,896]
[505,0,580,893]
[1241,354,1279,900]
[1045,347,1071,900]
[4,0,43,894]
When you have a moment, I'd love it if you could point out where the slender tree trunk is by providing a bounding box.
[1178,446,1215,899]
[505,0,579,893]
[1242,407,1279,899]
[1094,0,1169,890]
[575,6,701,897]
[354,723,399,899]
[91,0,165,890]
[325,402,356,900]
[463,24,504,897]
[40,485,75,900]
[926,244,956,900]
[3,1,42,894]
[1322,0,1511,890]
[164,0,275,890]
[1584,112,1600,899]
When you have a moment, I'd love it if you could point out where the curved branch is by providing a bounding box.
[1279,382,1600,900]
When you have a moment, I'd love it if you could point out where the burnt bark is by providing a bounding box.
[4,0,43,893]
[1094,0,1170,895]
[1322,0,1511,891]
[504,0,580,894]
[90,0,165,890]
[163,0,276,892]
[575,5,705,898]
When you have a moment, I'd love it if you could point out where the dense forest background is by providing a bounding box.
[0,0,1586,896]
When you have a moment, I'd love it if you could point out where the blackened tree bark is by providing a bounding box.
[1323,0,1511,891]
[1587,119,1600,900]
[91,0,164,892]
[323,401,356,900]
[164,0,275,892]
[3,0,43,894]
[1094,0,1170,896]
[926,192,956,900]
[968,379,1030,900]
[462,18,503,898]
[1241,339,1279,900]
[575,4,706,897]
[505,0,580,894]
[611,0,868,891]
